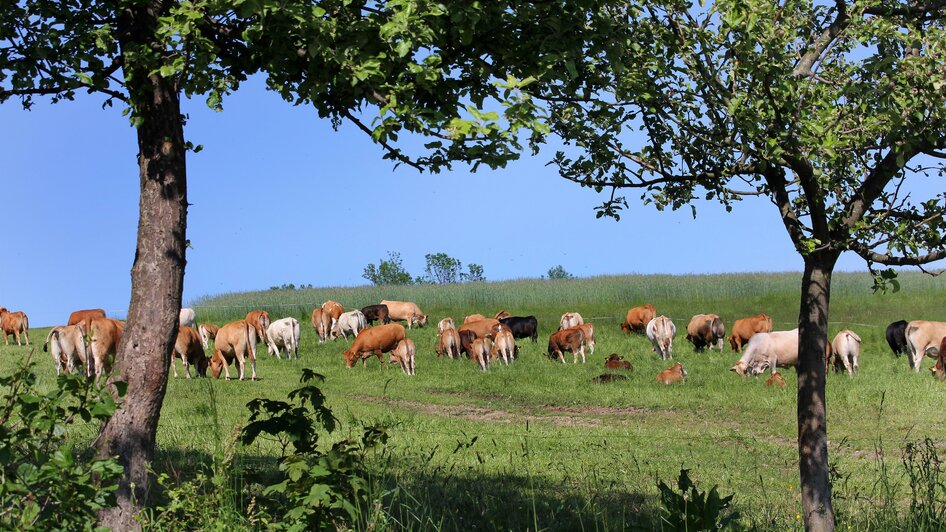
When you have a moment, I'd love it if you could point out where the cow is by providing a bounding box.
[547,328,585,363]
[390,338,416,375]
[765,372,787,388]
[885,320,908,357]
[829,329,862,375]
[499,316,539,343]
[932,337,946,380]
[89,318,125,380]
[438,317,456,335]
[656,362,687,385]
[67,308,106,335]
[458,318,501,341]
[179,307,196,328]
[621,304,656,335]
[470,337,492,371]
[686,314,726,352]
[171,326,208,378]
[728,313,773,352]
[458,329,477,359]
[310,308,331,343]
[592,373,628,384]
[245,310,271,343]
[361,304,391,325]
[0,309,29,346]
[490,328,516,365]
[905,320,946,372]
[266,317,301,359]
[321,300,344,331]
[331,310,367,342]
[342,323,407,369]
[438,327,462,359]
[575,322,595,354]
[730,329,799,377]
[380,300,428,329]
[559,312,583,330]
[44,325,89,376]
[494,310,512,320]
[463,313,486,324]
[646,316,676,360]
[210,320,258,380]
[198,323,219,349]
[604,353,632,371]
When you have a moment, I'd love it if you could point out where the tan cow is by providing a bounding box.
[905,320,946,372]
[493,310,512,320]
[210,320,258,380]
[686,314,726,352]
[44,325,89,377]
[244,310,271,344]
[438,317,456,335]
[559,312,584,330]
[574,322,595,354]
[547,328,585,363]
[458,318,501,341]
[932,337,946,380]
[67,308,106,334]
[390,338,417,375]
[656,362,687,385]
[310,308,331,343]
[470,337,492,371]
[171,326,208,378]
[342,323,407,368]
[0,309,29,346]
[621,304,656,335]
[321,300,344,329]
[463,313,486,324]
[730,329,798,376]
[829,329,862,375]
[728,313,773,352]
[89,318,125,380]
[437,328,462,359]
[646,316,676,360]
[381,300,428,329]
[198,323,219,349]
[490,328,516,366]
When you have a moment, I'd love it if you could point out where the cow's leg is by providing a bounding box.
[23,328,29,346]
[170,356,178,378]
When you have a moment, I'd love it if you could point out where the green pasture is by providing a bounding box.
[3,271,945,530]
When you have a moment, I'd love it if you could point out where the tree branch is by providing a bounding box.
[793,0,849,78]
[337,108,425,172]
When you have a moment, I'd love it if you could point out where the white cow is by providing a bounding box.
[266,317,300,359]
[646,316,676,360]
[179,307,196,328]
[438,317,456,335]
[331,310,368,342]
[830,329,862,375]
[44,325,90,377]
[390,338,417,375]
[559,312,584,330]
[905,320,946,372]
[731,329,799,376]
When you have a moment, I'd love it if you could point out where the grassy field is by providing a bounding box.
[3,271,946,529]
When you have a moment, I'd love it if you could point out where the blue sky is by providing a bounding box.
[0,75,902,326]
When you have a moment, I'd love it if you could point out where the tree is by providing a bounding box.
[546,265,574,280]
[462,263,486,282]
[508,1,946,529]
[362,251,414,286]
[1,2,606,527]
[424,252,463,284]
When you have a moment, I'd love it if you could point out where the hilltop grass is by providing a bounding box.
[3,271,946,530]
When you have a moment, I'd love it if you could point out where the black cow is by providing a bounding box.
[499,316,538,343]
[361,304,391,325]
[885,320,908,357]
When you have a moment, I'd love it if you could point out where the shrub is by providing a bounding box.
[657,468,740,531]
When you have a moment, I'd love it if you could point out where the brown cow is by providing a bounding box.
[458,318,501,341]
[458,329,477,359]
[493,310,512,320]
[438,317,456,335]
[0,309,29,346]
[171,326,208,379]
[321,300,344,327]
[621,304,656,334]
[198,323,219,349]
[310,308,331,343]
[932,336,946,380]
[656,362,687,385]
[380,300,428,329]
[342,323,406,368]
[686,314,726,352]
[67,308,106,335]
[245,310,271,343]
[463,313,486,324]
[437,328,462,359]
[389,338,416,375]
[728,313,773,352]
[210,320,257,380]
[765,371,787,388]
[592,373,628,384]
[905,321,946,372]
[470,337,492,371]
[604,353,632,371]
[89,318,125,380]
[547,328,585,363]
[44,325,89,376]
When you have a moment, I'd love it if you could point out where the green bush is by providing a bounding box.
[657,468,740,531]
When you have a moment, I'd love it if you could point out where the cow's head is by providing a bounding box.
[674,362,688,377]
[730,361,748,377]
[210,356,224,379]
[343,348,358,368]
[195,355,209,377]
[418,314,428,327]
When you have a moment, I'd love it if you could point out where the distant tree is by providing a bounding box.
[462,263,486,282]
[424,253,463,284]
[546,265,574,280]
[362,252,414,286]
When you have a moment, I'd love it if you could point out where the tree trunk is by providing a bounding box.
[797,252,839,531]
[95,63,187,529]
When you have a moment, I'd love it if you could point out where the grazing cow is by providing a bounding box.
[621,304,656,334]
[0,309,29,346]
[559,312,584,331]
[310,308,331,343]
[905,320,946,372]
[470,337,492,371]
[89,318,125,380]
[458,329,477,359]
[171,326,208,378]
[458,318,501,341]
[331,310,367,342]
[198,323,219,349]
[656,362,687,385]
[438,317,456,335]
[885,320,908,357]
[499,316,539,343]
[604,353,632,371]
[494,310,512,320]
[463,313,486,324]
[381,300,428,329]
[390,338,417,375]
[592,373,628,384]
[686,314,726,352]
[932,337,946,380]
[765,372,787,388]
[438,328,462,359]
[44,325,89,376]
[728,313,773,352]
[547,328,585,363]
[730,329,799,376]
[179,307,196,328]
[210,320,258,380]
[67,308,106,334]
[646,316,676,360]
[342,323,407,369]
[361,304,391,325]
[245,310,271,343]
[490,328,516,365]
[266,317,301,359]
[829,329,862,375]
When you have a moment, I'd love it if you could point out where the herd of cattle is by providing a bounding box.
[2,301,946,383]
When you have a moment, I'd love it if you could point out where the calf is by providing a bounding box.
[470,337,492,371]
[438,317,456,335]
[592,373,628,384]
[266,317,301,359]
[604,353,632,371]
[342,323,406,368]
[885,320,908,357]
[198,323,219,349]
[728,313,773,352]
[646,316,676,360]
[490,328,516,365]
[381,300,428,329]
[390,338,416,375]
[361,304,391,325]
[559,312,583,330]
[765,372,787,388]
[89,318,125,380]
[0,309,30,346]
[499,316,539,343]
[245,310,271,343]
[621,304,655,334]
[171,326,208,378]
[686,314,726,352]
[829,329,862,375]
[731,329,798,376]
[547,328,585,363]
[67,308,106,335]
[905,320,946,372]
[331,310,367,342]
[438,328,462,359]
[179,307,196,328]
[210,320,258,380]
[656,362,687,385]
[932,336,946,380]
[310,308,331,343]
[44,325,89,377]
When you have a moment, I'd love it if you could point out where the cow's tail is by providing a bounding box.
[846,330,862,344]
[245,321,256,360]
[44,328,58,352]
[21,314,29,333]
